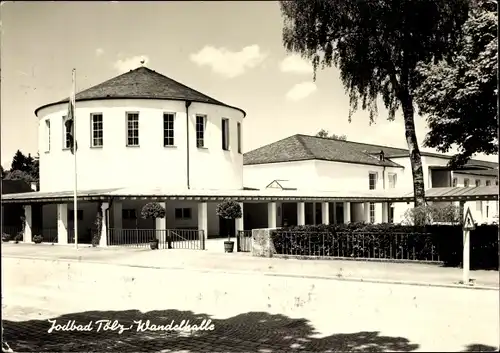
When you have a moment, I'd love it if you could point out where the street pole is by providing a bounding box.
[462,229,470,284]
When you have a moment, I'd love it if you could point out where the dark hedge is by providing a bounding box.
[271,223,498,270]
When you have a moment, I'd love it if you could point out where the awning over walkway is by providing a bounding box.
[1,185,497,204]
[393,186,499,202]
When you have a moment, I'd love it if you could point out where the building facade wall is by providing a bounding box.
[37,99,245,192]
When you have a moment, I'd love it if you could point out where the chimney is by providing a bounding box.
[379,150,385,161]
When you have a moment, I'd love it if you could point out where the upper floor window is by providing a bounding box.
[388,173,397,189]
[452,178,458,187]
[163,113,175,146]
[196,115,206,148]
[126,112,139,146]
[237,122,242,154]
[486,180,491,186]
[475,179,481,187]
[496,180,499,186]
[221,118,230,151]
[91,113,103,147]
[45,120,51,152]
[62,116,72,150]
[464,178,470,187]
[369,172,377,190]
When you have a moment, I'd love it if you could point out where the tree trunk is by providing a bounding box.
[401,95,426,207]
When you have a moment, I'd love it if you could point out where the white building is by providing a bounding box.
[243,134,499,224]
[2,66,498,248]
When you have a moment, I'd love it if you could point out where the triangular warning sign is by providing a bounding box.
[463,207,476,231]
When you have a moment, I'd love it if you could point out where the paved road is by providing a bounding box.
[2,257,499,352]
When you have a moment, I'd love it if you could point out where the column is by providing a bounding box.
[23,205,32,243]
[235,202,244,234]
[268,202,277,228]
[57,203,68,245]
[99,202,110,247]
[155,201,167,243]
[364,202,371,223]
[382,202,389,223]
[198,202,208,250]
[332,202,337,224]
[112,201,123,230]
[297,202,305,225]
[343,202,351,224]
[321,202,329,225]
[375,203,383,223]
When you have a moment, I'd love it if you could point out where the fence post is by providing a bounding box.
[236,231,241,252]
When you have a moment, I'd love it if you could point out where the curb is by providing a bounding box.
[4,255,499,291]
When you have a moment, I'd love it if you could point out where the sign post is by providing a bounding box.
[462,207,476,285]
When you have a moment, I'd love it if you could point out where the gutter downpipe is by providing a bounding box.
[185,101,192,190]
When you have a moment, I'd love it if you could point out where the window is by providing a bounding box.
[175,208,192,220]
[452,178,458,187]
[62,116,72,149]
[475,179,481,187]
[68,210,83,221]
[486,205,489,218]
[163,113,175,146]
[464,178,470,187]
[388,173,397,189]
[369,173,377,190]
[122,209,137,219]
[237,122,242,154]
[486,180,491,186]
[369,202,375,223]
[196,115,206,148]
[126,112,139,146]
[221,118,229,151]
[496,180,499,186]
[45,120,51,152]
[91,113,103,147]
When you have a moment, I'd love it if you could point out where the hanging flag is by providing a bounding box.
[64,80,77,154]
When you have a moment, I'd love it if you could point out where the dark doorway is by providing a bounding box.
[219,217,235,238]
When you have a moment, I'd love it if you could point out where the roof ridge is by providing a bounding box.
[295,135,316,159]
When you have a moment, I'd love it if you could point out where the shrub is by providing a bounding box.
[141,202,166,220]
[271,223,498,270]
[33,234,43,243]
[2,233,12,242]
[402,204,460,226]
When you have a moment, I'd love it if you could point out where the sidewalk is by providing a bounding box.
[2,243,499,289]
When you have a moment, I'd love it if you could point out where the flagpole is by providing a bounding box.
[72,68,78,250]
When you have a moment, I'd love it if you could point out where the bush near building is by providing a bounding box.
[271,223,498,270]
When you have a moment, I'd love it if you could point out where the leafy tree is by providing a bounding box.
[0,165,5,179]
[4,170,36,183]
[8,150,39,181]
[414,0,498,167]
[316,129,347,140]
[280,0,469,206]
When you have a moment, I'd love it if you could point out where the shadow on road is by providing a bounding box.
[462,344,499,352]
[3,309,420,352]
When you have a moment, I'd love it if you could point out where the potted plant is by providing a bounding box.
[33,234,43,244]
[216,199,242,253]
[141,202,166,250]
[14,232,23,244]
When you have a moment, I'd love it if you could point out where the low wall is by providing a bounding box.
[251,228,278,257]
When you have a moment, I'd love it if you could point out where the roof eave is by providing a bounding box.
[35,96,247,118]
